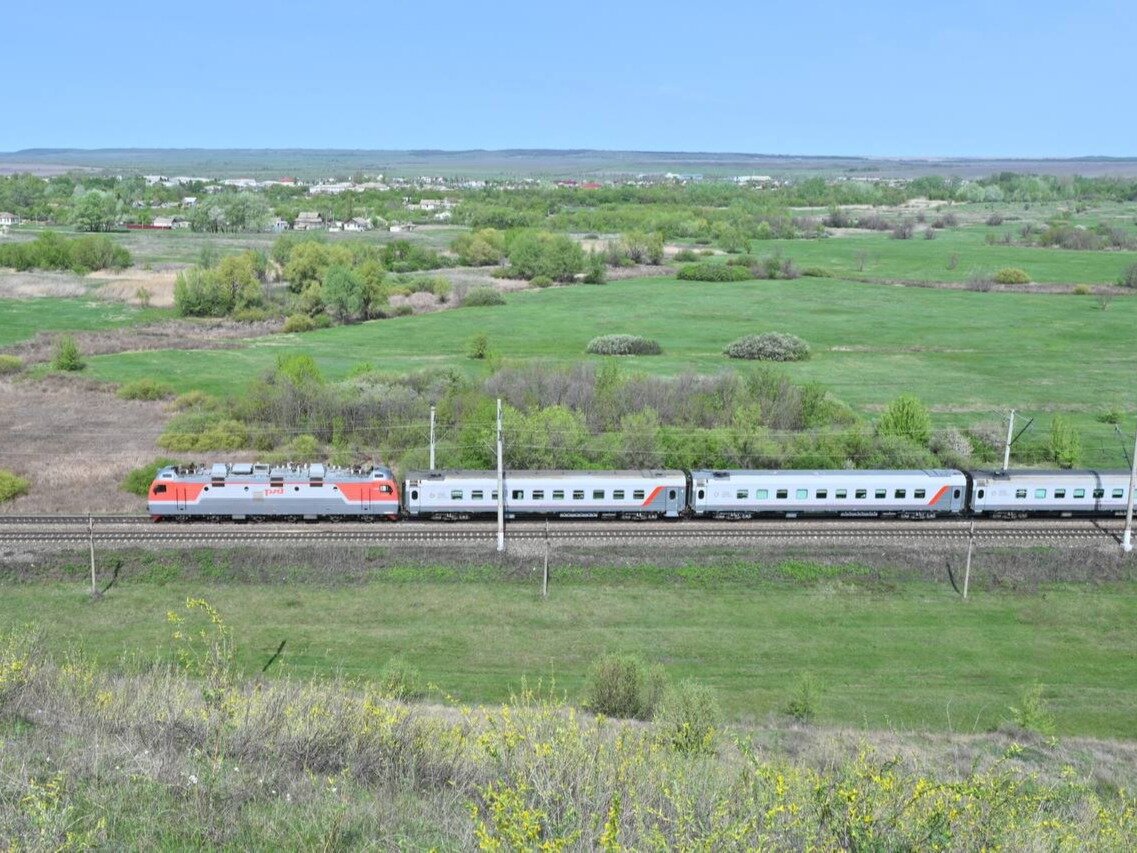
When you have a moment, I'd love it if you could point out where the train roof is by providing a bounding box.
[689,469,965,479]
[156,462,394,480]
[405,469,686,480]
[967,468,1131,479]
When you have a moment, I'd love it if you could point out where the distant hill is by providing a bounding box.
[2,148,1137,179]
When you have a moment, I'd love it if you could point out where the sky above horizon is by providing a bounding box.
[1,0,1133,157]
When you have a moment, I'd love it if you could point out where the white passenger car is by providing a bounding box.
[689,469,968,518]
[969,469,1134,516]
[403,470,688,519]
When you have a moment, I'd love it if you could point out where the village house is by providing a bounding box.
[388,222,416,233]
[0,212,22,226]
[342,217,372,232]
[293,211,325,231]
[268,218,289,233]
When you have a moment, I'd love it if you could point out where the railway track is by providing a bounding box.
[0,515,1125,547]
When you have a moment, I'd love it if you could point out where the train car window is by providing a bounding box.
[1035,489,1046,499]
[855,489,867,499]
[977,489,985,498]
[633,489,645,500]
[512,490,523,500]
[756,489,768,499]
[573,490,585,500]
[697,489,705,499]
[451,490,463,500]
[1054,489,1066,499]
[1015,489,1027,499]
[1093,489,1104,498]
[1113,489,1125,499]
[835,489,847,499]
[894,489,906,499]
[614,490,625,500]
[1074,488,1085,498]
[593,490,605,499]
[776,489,788,499]
[669,490,677,499]
[874,489,886,499]
[816,489,827,499]
[153,484,167,494]
[736,489,748,499]
[533,490,545,500]
[914,489,926,499]
[411,490,418,500]
[796,489,808,499]
[953,489,961,499]
[472,490,484,500]
[553,490,565,500]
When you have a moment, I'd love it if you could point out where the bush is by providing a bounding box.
[994,267,1031,284]
[967,272,994,292]
[654,680,721,754]
[673,248,698,262]
[0,354,22,375]
[676,263,751,282]
[379,656,423,700]
[1097,407,1123,425]
[121,457,178,496]
[0,469,30,503]
[467,333,490,360]
[1119,262,1137,288]
[923,227,937,240]
[462,287,506,307]
[530,275,553,288]
[282,313,316,333]
[929,427,973,468]
[1073,283,1091,295]
[586,335,662,356]
[392,304,414,317]
[1048,416,1081,468]
[890,221,915,240]
[117,378,173,401]
[783,672,820,723]
[986,213,1005,226]
[800,266,833,278]
[583,653,668,720]
[723,333,810,362]
[159,415,248,452]
[877,394,932,445]
[52,335,84,371]
[1007,683,1055,736]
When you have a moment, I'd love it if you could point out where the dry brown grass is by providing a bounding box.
[87,267,182,307]
[0,270,88,298]
[0,377,169,514]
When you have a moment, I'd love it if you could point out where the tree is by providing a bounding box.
[52,335,85,371]
[506,232,585,281]
[452,228,506,266]
[583,250,607,284]
[215,252,263,310]
[877,394,932,445]
[284,241,328,293]
[71,189,120,232]
[322,264,365,322]
[1048,416,1081,468]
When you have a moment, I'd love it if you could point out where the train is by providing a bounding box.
[147,463,1135,521]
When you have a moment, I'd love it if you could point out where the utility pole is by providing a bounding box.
[962,520,975,599]
[429,405,436,471]
[1123,417,1137,554]
[1001,409,1015,472]
[496,398,505,552]
[542,519,549,598]
[88,512,97,596]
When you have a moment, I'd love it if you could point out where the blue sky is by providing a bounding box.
[1,0,1133,156]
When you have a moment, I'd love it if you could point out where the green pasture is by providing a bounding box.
[5,570,1135,737]
[753,226,1137,284]
[0,297,170,347]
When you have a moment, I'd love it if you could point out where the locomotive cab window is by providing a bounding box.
[1074,488,1085,498]
[894,489,906,499]
[756,489,768,499]
[914,489,925,499]
[816,489,827,499]
[855,489,867,499]
[633,489,645,500]
[380,485,393,494]
[152,484,167,494]
[614,490,625,500]
[736,489,748,499]
[776,489,788,499]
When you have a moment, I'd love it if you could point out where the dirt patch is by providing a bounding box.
[87,267,183,307]
[0,270,89,298]
[0,377,169,514]
[0,318,281,365]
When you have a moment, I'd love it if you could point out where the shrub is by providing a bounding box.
[0,355,22,375]
[530,275,553,288]
[463,288,506,307]
[1096,407,1123,425]
[121,457,178,496]
[0,469,30,503]
[890,221,914,240]
[158,415,248,452]
[654,680,721,754]
[923,228,937,240]
[586,335,662,356]
[1007,683,1055,736]
[467,333,490,360]
[1048,416,1081,468]
[583,653,668,720]
[1119,262,1137,289]
[379,656,423,700]
[489,266,515,279]
[877,394,932,445]
[676,263,751,282]
[117,378,173,401]
[723,333,810,362]
[800,266,833,278]
[672,248,698,262]
[282,313,316,333]
[994,267,1031,284]
[986,213,1005,226]
[1073,284,1091,295]
[967,272,994,292]
[392,304,414,317]
[783,672,820,723]
[52,335,84,371]
[929,427,973,468]
[169,390,215,412]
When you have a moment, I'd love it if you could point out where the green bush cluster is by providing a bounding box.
[120,458,179,497]
[0,354,22,375]
[462,287,506,307]
[585,335,662,355]
[583,654,668,720]
[723,333,810,362]
[0,231,130,273]
[505,231,585,281]
[677,263,752,282]
[994,267,1031,284]
[0,469,30,503]
[117,378,173,401]
[451,228,506,266]
[158,413,249,452]
[1118,262,1137,288]
[51,335,85,371]
[174,251,267,317]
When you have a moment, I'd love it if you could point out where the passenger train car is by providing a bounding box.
[148,463,1133,522]
[148,463,400,521]
[404,470,688,519]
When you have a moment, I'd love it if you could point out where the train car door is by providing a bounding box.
[176,487,187,511]
[666,487,680,516]
[360,486,371,512]
[950,485,964,512]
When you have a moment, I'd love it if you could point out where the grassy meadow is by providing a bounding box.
[0,297,170,347]
[5,565,1136,738]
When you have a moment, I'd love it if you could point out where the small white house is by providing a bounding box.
[0,212,19,226]
[294,211,324,231]
[343,217,372,232]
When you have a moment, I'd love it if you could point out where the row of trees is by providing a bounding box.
[0,231,130,272]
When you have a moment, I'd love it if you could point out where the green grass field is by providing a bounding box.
[5,568,1135,737]
[0,297,171,346]
[80,275,1137,465]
